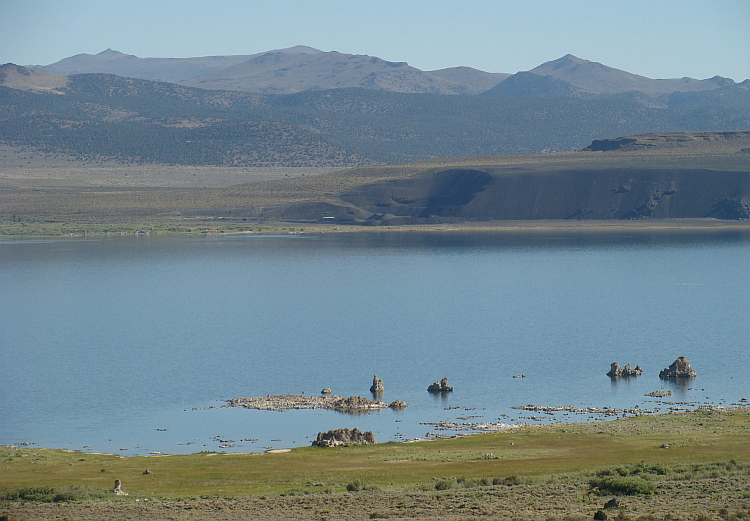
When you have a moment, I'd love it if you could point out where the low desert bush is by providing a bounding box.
[0,486,106,503]
[597,462,671,478]
[589,476,655,497]
[434,478,455,491]
[346,480,379,492]
[494,475,523,486]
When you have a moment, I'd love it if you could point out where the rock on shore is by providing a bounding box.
[659,356,697,378]
[312,427,376,447]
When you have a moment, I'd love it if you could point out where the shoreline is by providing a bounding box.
[2,218,750,238]
[2,409,749,496]
[6,401,744,459]
[0,406,728,456]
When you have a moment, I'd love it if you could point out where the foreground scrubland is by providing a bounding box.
[2,409,750,520]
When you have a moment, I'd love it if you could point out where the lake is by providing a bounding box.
[2,228,749,455]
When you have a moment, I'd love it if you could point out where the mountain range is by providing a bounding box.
[1,47,748,168]
[30,47,744,97]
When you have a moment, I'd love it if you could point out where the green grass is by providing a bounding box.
[2,409,749,499]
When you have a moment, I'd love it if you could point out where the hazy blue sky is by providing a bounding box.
[2,0,749,81]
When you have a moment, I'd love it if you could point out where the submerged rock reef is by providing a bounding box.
[225,394,407,412]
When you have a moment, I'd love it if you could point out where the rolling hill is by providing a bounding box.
[0,63,68,93]
[529,54,735,95]
[178,49,490,95]
[34,48,258,83]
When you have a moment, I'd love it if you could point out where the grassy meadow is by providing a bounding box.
[2,409,750,498]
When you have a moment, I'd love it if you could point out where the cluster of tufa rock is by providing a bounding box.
[369,375,384,393]
[226,393,406,412]
[607,362,642,377]
[427,377,453,393]
[659,356,697,378]
[312,427,376,447]
[605,357,697,379]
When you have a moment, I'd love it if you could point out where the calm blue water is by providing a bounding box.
[2,229,749,455]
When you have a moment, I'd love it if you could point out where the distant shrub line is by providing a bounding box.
[0,486,107,503]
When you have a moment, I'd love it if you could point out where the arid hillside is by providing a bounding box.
[1,131,748,234]
[250,131,750,225]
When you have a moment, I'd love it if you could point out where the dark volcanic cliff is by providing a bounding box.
[340,167,750,223]
[261,132,750,224]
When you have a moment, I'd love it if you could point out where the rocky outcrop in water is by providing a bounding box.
[428,377,453,393]
[370,375,384,393]
[645,390,673,397]
[659,356,697,378]
[312,427,376,447]
[607,362,642,377]
[225,394,407,412]
[512,404,657,417]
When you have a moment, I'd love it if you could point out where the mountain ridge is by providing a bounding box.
[530,54,735,95]
[33,46,322,84]
[1,64,748,168]
[178,50,488,95]
[28,48,745,97]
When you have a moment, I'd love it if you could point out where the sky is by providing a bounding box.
[2,0,749,81]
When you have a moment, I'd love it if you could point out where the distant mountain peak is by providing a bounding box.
[274,45,323,55]
[96,49,128,57]
[529,55,736,95]
[544,54,588,68]
[561,54,585,62]
[531,55,653,94]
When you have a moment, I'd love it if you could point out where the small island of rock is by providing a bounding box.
[225,394,406,412]
[428,377,453,393]
[607,362,643,377]
[370,375,384,393]
[659,356,697,378]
